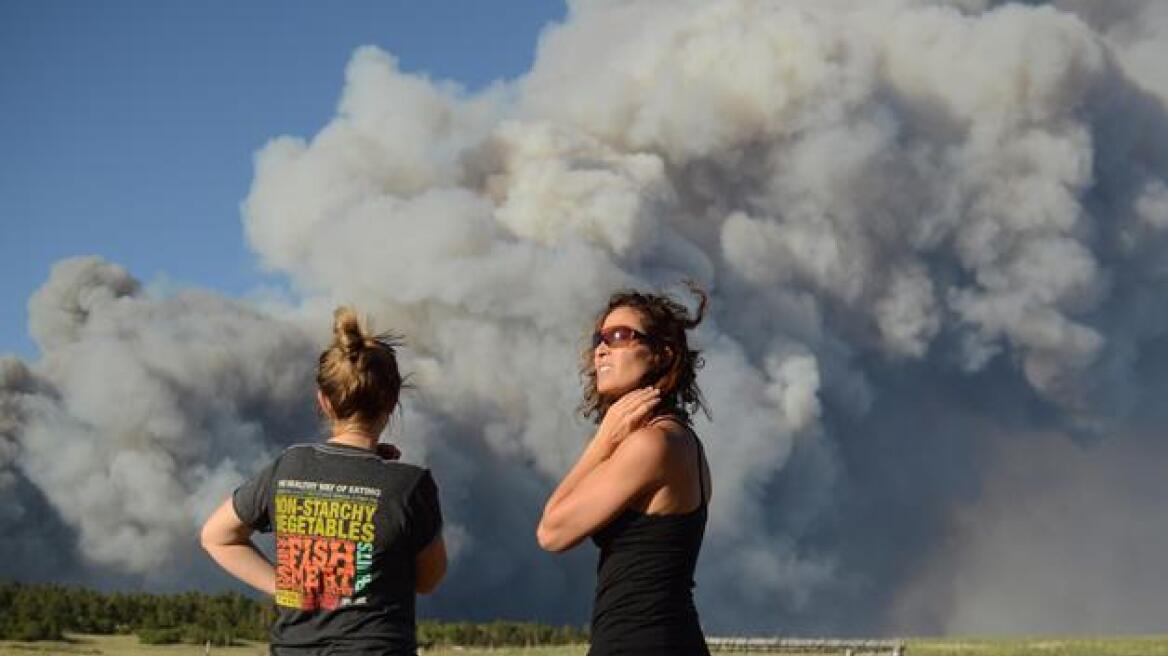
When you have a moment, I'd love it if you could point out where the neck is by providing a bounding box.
[327,430,379,451]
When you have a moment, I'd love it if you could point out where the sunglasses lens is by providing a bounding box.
[609,328,632,345]
[593,326,649,348]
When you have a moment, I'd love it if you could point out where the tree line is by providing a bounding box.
[0,582,271,645]
[0,582,588,647]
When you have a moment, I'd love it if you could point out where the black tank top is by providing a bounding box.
[588,421,710,656]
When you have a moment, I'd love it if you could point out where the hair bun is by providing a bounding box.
[333,306,366,361]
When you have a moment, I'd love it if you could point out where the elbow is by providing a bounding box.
[536,522,570,553]
[198,521,216,554]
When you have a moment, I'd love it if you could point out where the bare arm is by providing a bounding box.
[199,497,276,596]
[540,432,617,526]
[538,387,660,543]
[415,534,447,594]
[537,425,669,552]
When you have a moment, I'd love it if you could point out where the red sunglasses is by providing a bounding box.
[592,325,655,349]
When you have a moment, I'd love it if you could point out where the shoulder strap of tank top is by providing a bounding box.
[648,414,706,506]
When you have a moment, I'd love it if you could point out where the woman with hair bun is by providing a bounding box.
[201,306,445,656]
[537,283,713,656]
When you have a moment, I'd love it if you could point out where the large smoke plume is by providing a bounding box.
[4,0,1168,634]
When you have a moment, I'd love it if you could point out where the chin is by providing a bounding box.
[598,383,633,399]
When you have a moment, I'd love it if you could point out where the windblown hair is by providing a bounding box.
[316,306,404,431]
[580,281,709,424]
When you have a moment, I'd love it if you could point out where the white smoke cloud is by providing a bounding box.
[8,257,319,574]
[5,0,1168,634]
[1051,0,1168,102]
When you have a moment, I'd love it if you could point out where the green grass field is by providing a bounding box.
[3,634,1167,656]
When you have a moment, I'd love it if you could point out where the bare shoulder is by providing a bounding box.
[646,416,698,449]
[644,418,706,469]
[613,424,671,464]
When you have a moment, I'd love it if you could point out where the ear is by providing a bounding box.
[650,345,674,377]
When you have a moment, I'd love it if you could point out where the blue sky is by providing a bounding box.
[0,1,566,357]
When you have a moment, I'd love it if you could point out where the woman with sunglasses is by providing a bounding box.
[537,283,712,656]
[201,307,446,656]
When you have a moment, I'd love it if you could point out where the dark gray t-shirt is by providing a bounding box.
[233,441,442,656]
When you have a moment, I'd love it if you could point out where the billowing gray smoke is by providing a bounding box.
[2,258,321,588]
[4,0,1168,635]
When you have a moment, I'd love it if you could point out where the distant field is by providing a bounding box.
[906,636,1168,656]
[3,634,1168,656]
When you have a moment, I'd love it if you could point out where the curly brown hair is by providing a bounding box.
[579,281,709,425]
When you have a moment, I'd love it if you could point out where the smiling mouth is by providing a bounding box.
[597,365,612,373]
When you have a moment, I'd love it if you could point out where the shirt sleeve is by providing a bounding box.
[405,469,443,553]
[232,457,280,533]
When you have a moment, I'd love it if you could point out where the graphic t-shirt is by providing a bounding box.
[233,441,442,656]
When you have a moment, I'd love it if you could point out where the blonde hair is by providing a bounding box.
[316,306,403,432]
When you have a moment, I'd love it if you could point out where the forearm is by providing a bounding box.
[538,467,598,552]
[204,542,276,596]
[545,433,611,511]
[539,389,663,552]
[549,387,661,509]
